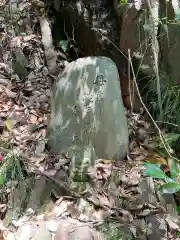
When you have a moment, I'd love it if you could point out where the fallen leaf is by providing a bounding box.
[67,204,80,218]
[0,220,7,231]
[144,154,167,165]
[35,141,45,156]
[54,158,70,170]
[29,114,38,124]
[138,209,151,217]
[97,192,113,208]
[165,216,180,231]
[118,209,133,222]
[3,88,16,99]
[98,159,112,164]
[3,230,15,240]
[0,231,4,240]
[4,119,15,131]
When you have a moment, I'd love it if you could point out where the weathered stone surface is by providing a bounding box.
[47,57,128,161]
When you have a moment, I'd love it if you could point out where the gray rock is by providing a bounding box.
[47,57,128,161]
[145,214,167,240]
[32,224,52,240]
[68,226,93,240]
[39,94,48,103]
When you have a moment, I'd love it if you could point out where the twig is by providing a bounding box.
[20,152,75,196]
[128,51,133,113]
[155,121,180,128]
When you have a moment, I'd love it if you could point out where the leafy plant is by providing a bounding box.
[155,133,180,149]
[0,150,27,186]
[154,132,180,158]
[119,0,128,5]
[144,161,180,194]
[59,39,68,52]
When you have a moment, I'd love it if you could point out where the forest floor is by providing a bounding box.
[0,1,179,240]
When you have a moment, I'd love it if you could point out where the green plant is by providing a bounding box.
[144,132,180,194]
[155,133,180,157]
[100,223,133,240]
[141,63,180,130]
[119,0,128,5]
[59,39,68,52]
[177,205,180,214]
[0,150,27,186]
[144,160,180,194]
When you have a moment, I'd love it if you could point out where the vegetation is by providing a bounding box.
[0,150,27,186]
[99,223,133,240]
[144,133,180,193]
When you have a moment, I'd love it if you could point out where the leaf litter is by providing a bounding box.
[0,1,179,240]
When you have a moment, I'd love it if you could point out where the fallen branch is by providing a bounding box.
[39,16,59,76]
[20,152,73,196]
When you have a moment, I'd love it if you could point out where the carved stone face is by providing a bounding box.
[47,57,128,161]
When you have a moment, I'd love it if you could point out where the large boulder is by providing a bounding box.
[47,57,128,161]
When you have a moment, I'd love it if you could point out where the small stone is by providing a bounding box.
[34,90,41,96]
[35,103,41,109]
[44,103,49,110]
[39,94,47,103]
[45,89,52,97]
[32,225,51,240]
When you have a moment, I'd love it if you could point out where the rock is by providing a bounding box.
[39,94,48,103]
[32,224,52,240]
[69,226,94,240]
[47,57,128,161]
[145,214,167,240]
[14,224,35,240]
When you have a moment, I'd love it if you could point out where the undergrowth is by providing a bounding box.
[99,223,133,240]
[0,150,27,186]
[145,133,180,195]
[145,79,180,131]
[0,137,28,192]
